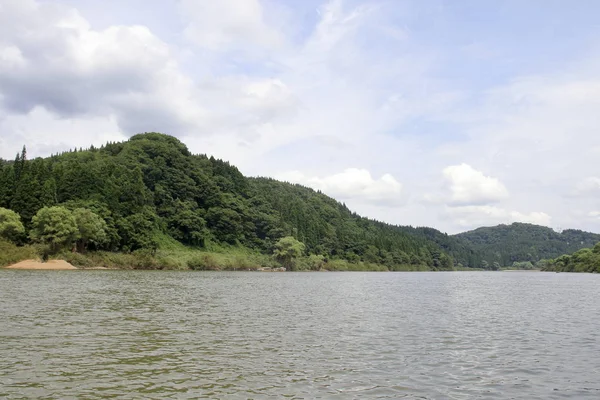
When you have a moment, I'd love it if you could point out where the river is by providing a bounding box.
[1,270,599,399]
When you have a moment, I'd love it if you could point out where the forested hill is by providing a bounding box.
[0,132,482,269]
[250,178,481,268]
[454,223,600,266]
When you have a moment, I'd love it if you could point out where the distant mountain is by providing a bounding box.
[454,223,600,266]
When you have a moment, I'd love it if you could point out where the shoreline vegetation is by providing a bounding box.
[0,239,438,271]
[0,234,596,273]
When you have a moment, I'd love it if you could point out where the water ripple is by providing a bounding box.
[1,270,599,399]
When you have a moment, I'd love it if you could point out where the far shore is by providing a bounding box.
[0,257,544,272]
[501,269,541,272]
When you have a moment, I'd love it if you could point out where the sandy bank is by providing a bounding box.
[4,259,78,270]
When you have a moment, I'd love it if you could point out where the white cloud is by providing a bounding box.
[442,164,509,206]
[237,78,298,121]
[428,64,600,232]
[276,168,403,205]
[445,205,551,229]
[180,0,283,52]
[0,0,207,137]
[0,0,306,160]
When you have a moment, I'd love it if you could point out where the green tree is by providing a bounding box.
[439,253,454,270]
[307,254,326,271]
[512,261,534,270]
[363,245,381,264]
[73,208,108,252]
[164,200,208,246]
[205,207,243,244]
[30,206,79,255]
[117,209,159,252]
[273,236,305,271]
[0,207,25,243]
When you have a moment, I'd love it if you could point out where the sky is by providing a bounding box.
[1,0,600,234]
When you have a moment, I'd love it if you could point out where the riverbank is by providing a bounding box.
[0,239,452,272]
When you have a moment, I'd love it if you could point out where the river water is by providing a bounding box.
[0,270,599,399]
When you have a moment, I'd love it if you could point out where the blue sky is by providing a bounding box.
[1,0,600,233]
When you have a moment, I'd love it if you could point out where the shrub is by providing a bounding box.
[0,240,39,267]
[188,253,221,270]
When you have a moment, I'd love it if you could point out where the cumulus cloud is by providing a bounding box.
[0,0,208,137]
[445,205,551,229]
[276,168,403,205]
[442,164,509,206]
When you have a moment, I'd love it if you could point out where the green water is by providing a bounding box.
[1,270,599,399]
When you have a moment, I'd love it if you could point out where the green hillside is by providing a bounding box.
[0,132,478,270]
[454,222,600,266]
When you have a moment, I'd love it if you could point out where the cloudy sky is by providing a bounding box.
[1,0,600,234]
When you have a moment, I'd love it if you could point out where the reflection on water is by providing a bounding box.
[1,270,599,399]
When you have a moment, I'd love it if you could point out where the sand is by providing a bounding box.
[4,259,78,270]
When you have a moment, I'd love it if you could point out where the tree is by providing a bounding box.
[307,254,326,271]
[10,162,42,225]
[0,207,25,243]
[439,253,454,270]
[73,208,108,252]
[117,209,159,252]
[512,261,534,270]
[30,206,79,255]
[273,236,305,271]
[205,207,243,244]
[363,245,381,264]
[164,200,208,246]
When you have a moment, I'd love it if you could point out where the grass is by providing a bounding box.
[2,237,472,272]
[0,240,40,267]
[53,245,278,271]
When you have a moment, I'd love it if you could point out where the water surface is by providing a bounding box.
[1,271,599,399]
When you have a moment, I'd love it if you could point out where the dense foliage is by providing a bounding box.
[249,178,470,269]
[273,236,305,271]
[0,207,25,243]
[0,133,467,270]
[539,243,600,273]
[30,206,80,255]
[454,223,600,266]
